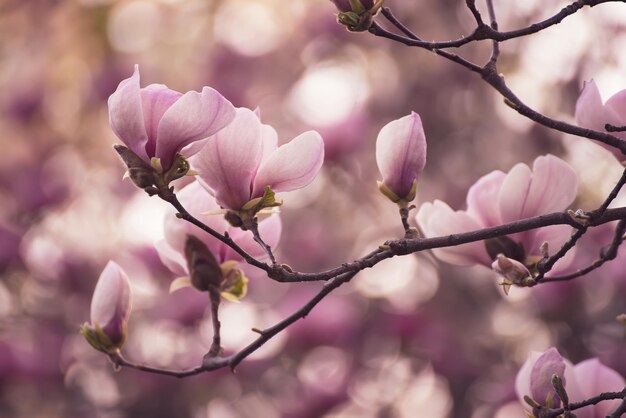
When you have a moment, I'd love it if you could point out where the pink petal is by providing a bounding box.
[140,84,182,157]
[252,130,324,197]
[466,170,506,226]
[195,108,264,210]
[529,348,566,405]
[375,112,427,199]
[90,261,132,344]
[498,162,532,224]
[575,80,625,160]
[416,200,490,266]
[574,359,625,418]
[260,122,279,162]
[606,89,626,122]
[155,239,188,277]
[575,80,616,133]
[108,65,149,161]
[521,155,577,218]
[156,86,236,170]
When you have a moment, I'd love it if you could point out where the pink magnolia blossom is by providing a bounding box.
[194,107,324,211]
[108,65,236,171]
[575,79,626,161]
[376,112,427,203]
[416,155,577,273]
[83,261,132,350]
[516,348,624,418]
[155,181,282,291]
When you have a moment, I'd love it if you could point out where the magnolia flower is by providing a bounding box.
[81,261,132,352]
[108,65,236,172]
[376,112,427,205]
[194,107,324,212]
[416,155,577,274]
[516,348,625,418]
[155,181,282,300]
[575,79,626,161]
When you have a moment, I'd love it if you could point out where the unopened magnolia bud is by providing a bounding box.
[82,261,132,353]
[185,235,223,293]
[492,254,534,293]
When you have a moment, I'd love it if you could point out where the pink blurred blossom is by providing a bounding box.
[194,107,324,211]
[108,65,236,171]
[416,155,577,272]
[575,80,626,161]
[376,112,427,203]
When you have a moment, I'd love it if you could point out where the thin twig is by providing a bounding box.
[207,293,222,357]
[372,0,618,50]
[544,386,626,417]
[246,218,277,265]
[465,0,484,25]
[542,219,626,283]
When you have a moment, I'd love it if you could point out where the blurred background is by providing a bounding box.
[1,0,626,417]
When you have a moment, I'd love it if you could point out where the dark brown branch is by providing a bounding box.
[371,5,626,154]
[606,124,626,133]
[372,0,618,50]
[543,386,626,417]
[368,22,482,74]
[245,217,277,265]
[270,207,626,283]
[592,168,626,218]
[535,168,626,280]
[207,293,222,358]
[108,351,218,378]
[465,0,484,26]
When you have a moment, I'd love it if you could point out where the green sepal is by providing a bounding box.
[220,268,248,303]
[241,186,283,216]
[163,154,191,184]
[377,180,417,208]
[336,0,384,31]
[80,322,125,353]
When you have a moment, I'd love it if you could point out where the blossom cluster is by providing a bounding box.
[83,63,626,415]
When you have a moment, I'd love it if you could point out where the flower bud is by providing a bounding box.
[185,235,223,293]
[81,261,132,353]
[492,254,534,294]
[376,112,427,205]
